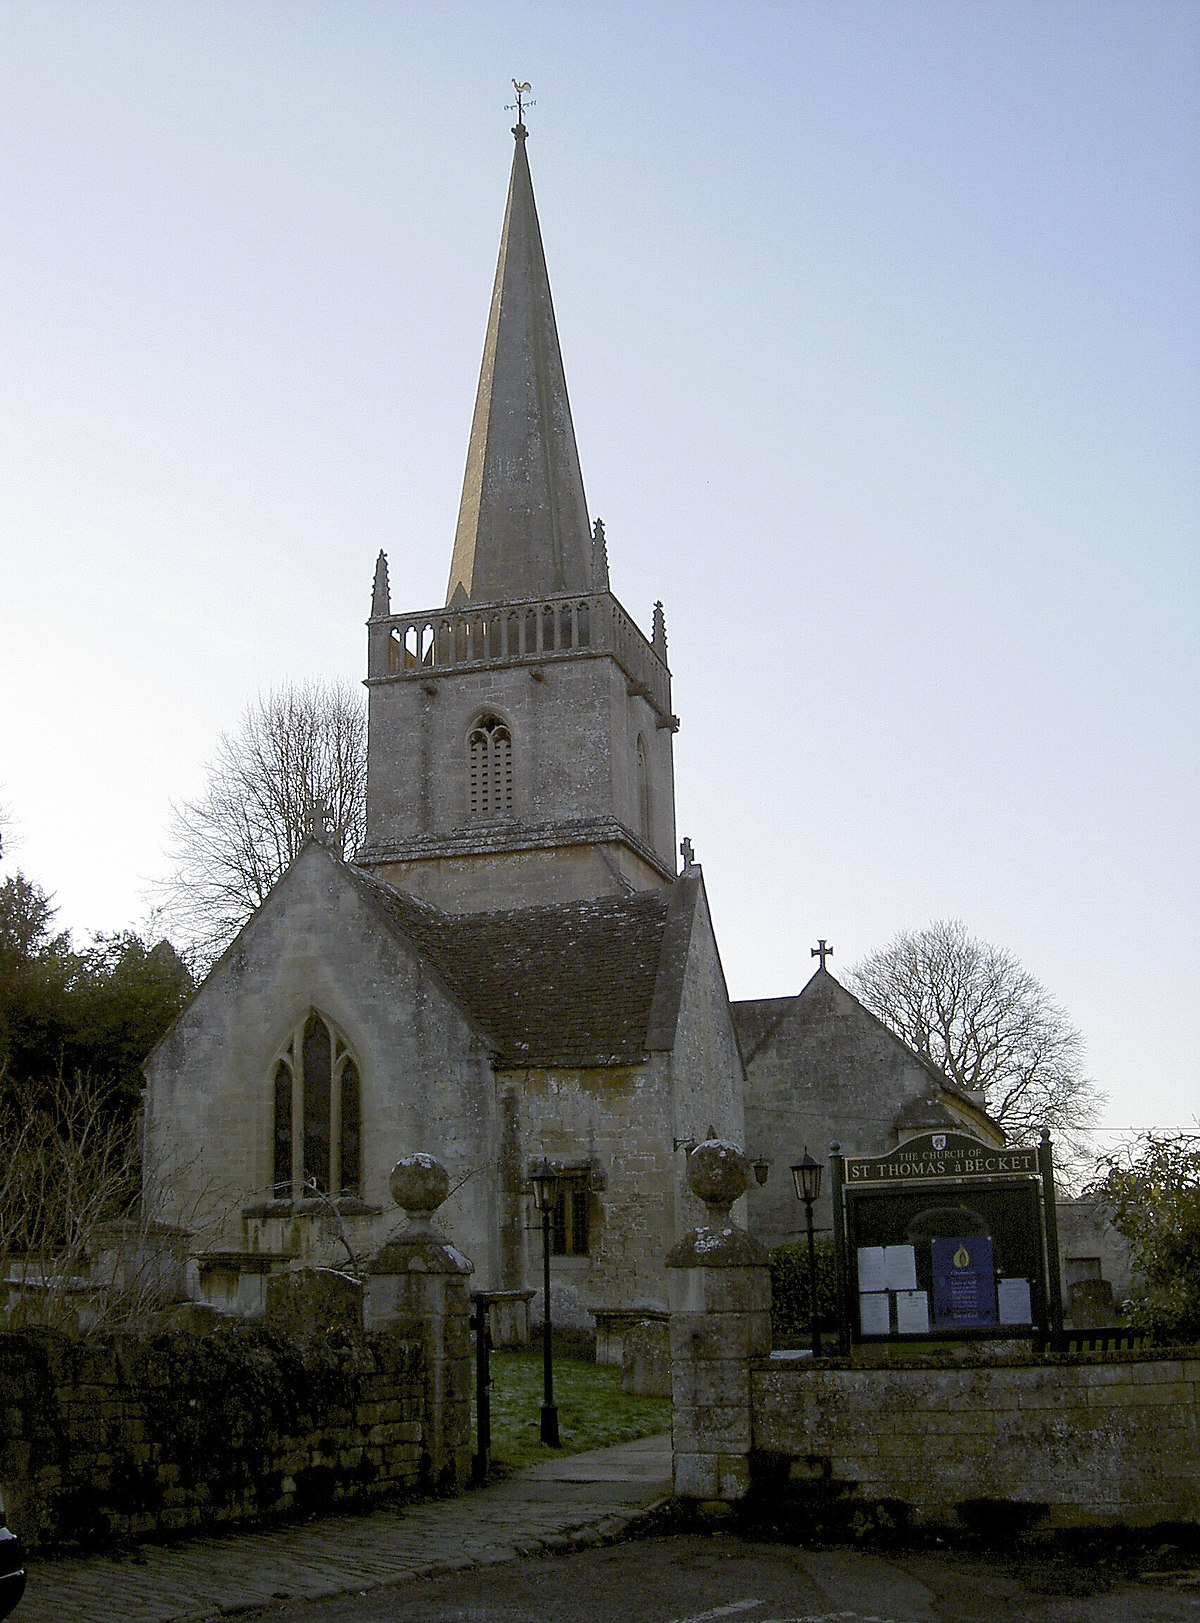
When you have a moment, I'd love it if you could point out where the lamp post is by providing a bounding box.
[529,1161,561,1447]
[791,1148,823,1358]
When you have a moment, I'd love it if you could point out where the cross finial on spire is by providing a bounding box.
[811,938,833,970]
[507,79,534,136]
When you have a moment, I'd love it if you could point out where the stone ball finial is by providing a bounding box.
[687,1139,750,1223]
[389,1153,450,1230]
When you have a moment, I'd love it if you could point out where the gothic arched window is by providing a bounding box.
[467,714,513,818]
[271,1011,362,1198]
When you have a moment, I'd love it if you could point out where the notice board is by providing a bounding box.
[835,1131,1058,1345]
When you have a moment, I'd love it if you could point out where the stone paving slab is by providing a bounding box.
[14,1435,673,1623]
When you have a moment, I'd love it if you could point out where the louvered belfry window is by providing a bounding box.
[468,714,513,818]
[270,1011,362,1198]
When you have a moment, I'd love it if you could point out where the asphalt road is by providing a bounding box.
[241,1530,1200,1623]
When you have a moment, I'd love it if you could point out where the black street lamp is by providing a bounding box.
[791,1148,823,1358]
[529,1161,561,1447]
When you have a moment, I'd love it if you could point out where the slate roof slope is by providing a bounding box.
[730,996,794,1066]
[351,867,676,1066]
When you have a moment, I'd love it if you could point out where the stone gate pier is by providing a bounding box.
[666,1139,770,1505]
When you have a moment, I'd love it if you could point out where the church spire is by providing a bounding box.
[445,116,594,608]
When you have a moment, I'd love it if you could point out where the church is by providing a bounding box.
[142,115,999,1326]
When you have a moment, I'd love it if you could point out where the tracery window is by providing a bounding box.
[468,713,513,818]
[271,1011,361,1198]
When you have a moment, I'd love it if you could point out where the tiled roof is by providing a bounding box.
[730,996,794,1064]
[353,871,675,1066]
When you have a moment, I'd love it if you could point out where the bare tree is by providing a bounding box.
[0,1068,210,1331]
[160,680,367,962]
[1,1069,137,1329]
[848,919,1104,1177]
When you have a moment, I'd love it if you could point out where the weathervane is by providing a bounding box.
[507,79,534,128]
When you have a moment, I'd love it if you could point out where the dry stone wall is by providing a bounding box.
[0,1323,437,1553]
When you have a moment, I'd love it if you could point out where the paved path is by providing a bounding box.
[15,1434,673,1623]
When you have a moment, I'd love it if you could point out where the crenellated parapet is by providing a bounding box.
[368,587,677,729]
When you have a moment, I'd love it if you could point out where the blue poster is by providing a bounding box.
[931,1235,997,1328]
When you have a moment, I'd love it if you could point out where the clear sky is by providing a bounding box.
[2,1,1196,1143]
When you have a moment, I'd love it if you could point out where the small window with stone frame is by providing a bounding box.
[550,1178,591,1257]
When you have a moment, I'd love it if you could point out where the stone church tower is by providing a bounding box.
[359,119,678,912]
[142,117,745,1324]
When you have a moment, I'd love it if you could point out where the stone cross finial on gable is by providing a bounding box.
[680,836,695,869]
[306,798,334,847]
[811,938,833,970]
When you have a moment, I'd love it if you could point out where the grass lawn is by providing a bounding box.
[478,1347,670,1474]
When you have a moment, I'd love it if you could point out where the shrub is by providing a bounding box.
[769,1237,838,1347]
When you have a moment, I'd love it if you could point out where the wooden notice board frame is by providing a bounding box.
[830,1130,1064,1352]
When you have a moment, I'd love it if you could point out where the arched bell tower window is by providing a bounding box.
[467,713,513,818]
[271,1011,362,1199]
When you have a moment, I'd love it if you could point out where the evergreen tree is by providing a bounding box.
[0,873,193,1120]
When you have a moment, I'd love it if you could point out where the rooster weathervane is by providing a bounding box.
[507,79,534,127]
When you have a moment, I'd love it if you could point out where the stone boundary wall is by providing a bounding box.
[751,1350,1200,1531]
[0,1323,441,1553]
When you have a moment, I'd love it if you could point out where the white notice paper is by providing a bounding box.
[885,1245,918,1292]
[857,1247,888,1293]
[998,1277,1033,1326]
[896,1290,930,1335]
[859,1292,891,1335]
[858,1246,918,1297]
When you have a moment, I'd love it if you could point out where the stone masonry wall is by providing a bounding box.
[751,1350,1200,1530]
[365,641,676,889]
[740,973,1001,1250]
[0,1323,438,1553]
[142,841,500,1284]
[518,1061,676,1318]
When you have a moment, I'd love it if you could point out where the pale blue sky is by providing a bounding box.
[2,1,1197,1140]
